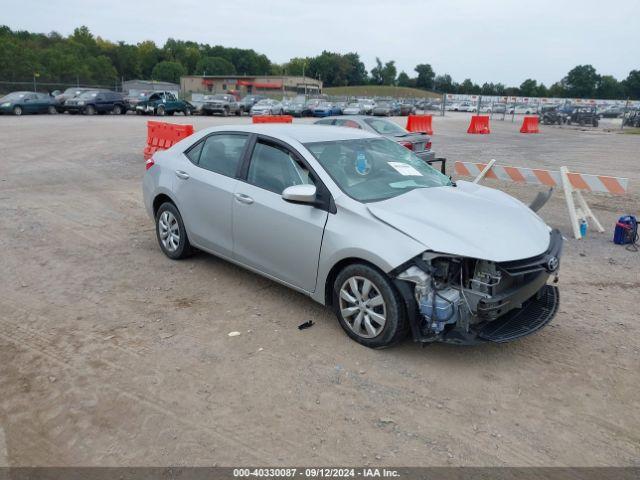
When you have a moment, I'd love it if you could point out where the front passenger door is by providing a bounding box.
[232,139,329,292]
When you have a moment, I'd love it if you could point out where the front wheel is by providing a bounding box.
[157,105,166,116]
[184,109,191,116]
[13,106,23,116]
[48,106,57,115]
[333,264,407,348]
[155,202,191,260]
[85,105,96,115]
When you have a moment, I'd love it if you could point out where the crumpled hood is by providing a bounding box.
[366,181,551,262]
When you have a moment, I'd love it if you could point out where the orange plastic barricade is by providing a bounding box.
[252,115,293,124]
[405,114,433,135]
[143,121,194,160]
[520,116,540,134]
[467,115,490,134]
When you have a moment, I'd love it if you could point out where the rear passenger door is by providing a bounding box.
[232,137,329,292]
[173,133,250,257]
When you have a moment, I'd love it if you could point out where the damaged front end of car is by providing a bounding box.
[393,229,563,345]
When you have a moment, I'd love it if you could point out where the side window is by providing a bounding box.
[185,140,204,164]
[335,119,362,129]
[167,93,177,101]
[198,134,249,177]
[247,141,315,195]
[315,119,334,126]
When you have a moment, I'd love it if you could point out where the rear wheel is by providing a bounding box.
[184,108,191,116]
[155,202,191,260]
[113,104,123,115]
[13,106,23,116]
[333,264,407,348]
[157,105,166,116]
[236,107,243,116]
[47,106,57,115]
[85,105,96,115]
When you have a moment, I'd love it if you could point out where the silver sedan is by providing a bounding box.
[143,125,562,348]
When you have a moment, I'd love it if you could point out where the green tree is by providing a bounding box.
[596,75,623,99]
[564,65,600,98]
[624,70,640,99]
[548,81,566,97]
[397,71,411,87]
[434,74,454,93]
[519,78,538,96]
[381,60,397,85]
[195,56,236,75]
[414,64,435,90]
[151,61,186,83]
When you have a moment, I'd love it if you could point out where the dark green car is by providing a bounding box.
[135,91,194,116]
[0,91,56,115]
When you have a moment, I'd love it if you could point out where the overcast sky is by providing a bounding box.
[3,0,638,86]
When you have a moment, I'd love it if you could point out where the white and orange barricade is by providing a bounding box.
[454,160,630,239]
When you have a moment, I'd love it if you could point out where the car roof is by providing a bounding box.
[204,124,379,143]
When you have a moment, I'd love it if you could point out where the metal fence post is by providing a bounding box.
[621,97,630,130]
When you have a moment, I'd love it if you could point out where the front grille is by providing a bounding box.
[477,285,559,343]
[498,229,563,276]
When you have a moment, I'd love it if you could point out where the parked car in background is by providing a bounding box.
[62,90,128,115]
[372,101,400,116]
[315,115,435,163]
[445,102,460,111]
[237,95,266,114]
[508,104,537,115]
[250,99,283,116]
[342,102,365,115]
[202,93,241,116]
[598,105,625,118]
[283,101,311,117]
[125,91,151,108]
[143,124,562,348]
[0,91,56,115]
[312,102,342,117]
[539,105,566,125]
[135,91,193,116]
[566,106,599,127]
[399,102,416,116]
[490,103,507,114]
[360,100,376,115]
[457,102,477,112]
[54,87,94,112]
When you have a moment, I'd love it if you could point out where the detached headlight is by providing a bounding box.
[77,101,85,106]
[1,102,10,107]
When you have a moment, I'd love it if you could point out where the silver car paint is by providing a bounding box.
[143,124,551,306]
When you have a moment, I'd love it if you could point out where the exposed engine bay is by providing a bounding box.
[395,229,563,344]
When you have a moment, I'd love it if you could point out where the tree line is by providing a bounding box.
[1,25,639,100]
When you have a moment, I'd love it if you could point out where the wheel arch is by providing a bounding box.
[152,192,177,217]
[323,256,391,308]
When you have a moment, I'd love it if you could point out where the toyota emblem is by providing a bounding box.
[547,256,559,272]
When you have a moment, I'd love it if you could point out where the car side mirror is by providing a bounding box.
[282,184,317,205]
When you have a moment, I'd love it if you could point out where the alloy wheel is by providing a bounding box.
[339,276,387,338]
[158,210,180,252]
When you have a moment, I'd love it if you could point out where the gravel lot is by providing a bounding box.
[0,112,638,467]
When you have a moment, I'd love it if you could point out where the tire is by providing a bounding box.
[85,105,96,115]
[222,107,229,117]
[13,106,23,116]
[155,202,191,260]
[235,107,242,116]
[579,119,585,127]
[47,106,57,115]
[157,105,166,116]
[593,119,599,127]
[184,109,191,116]
[332,263,408,348]
[113,104,123,115]
[566,119,571,125]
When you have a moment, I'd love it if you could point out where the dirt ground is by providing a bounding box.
[0,112,638,467]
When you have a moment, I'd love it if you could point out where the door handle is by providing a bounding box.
[175,170,190,180]
[234,193,254,205]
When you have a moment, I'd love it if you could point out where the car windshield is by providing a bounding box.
[305,137,451,202]
[364,118,407,136]
[346,103,360,107]
[376,102,390,108]
[1,92,27,101]
[211,94,229,100]
[255,99,272,105]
